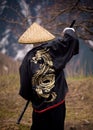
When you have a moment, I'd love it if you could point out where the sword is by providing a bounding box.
[70,20,76,28]
[16,100,30,124]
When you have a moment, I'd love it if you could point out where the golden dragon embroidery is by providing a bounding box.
[31,48,57,102]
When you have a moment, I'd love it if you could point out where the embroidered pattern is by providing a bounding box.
[31,48,57,102]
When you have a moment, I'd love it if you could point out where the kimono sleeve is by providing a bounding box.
[49,29,79,70]
[19,54,32,100]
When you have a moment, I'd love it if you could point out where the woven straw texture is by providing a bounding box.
[18,22,55,44]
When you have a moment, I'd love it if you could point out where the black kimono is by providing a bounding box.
[19,29,79,130]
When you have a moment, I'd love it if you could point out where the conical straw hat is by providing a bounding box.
[18,22,55,44]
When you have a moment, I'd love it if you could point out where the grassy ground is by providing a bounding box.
[0,74,93,130]
[65,76,93,130]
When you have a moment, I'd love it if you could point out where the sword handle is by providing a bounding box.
[70,20,76,28]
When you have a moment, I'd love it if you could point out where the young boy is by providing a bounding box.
[18,22,79,130]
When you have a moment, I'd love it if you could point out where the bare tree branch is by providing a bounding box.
[0,17,23,26]
[0,1,93,40]
[78,6,93,13]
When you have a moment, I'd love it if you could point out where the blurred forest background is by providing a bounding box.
[0,0,93,130]
[0,0,93,76]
